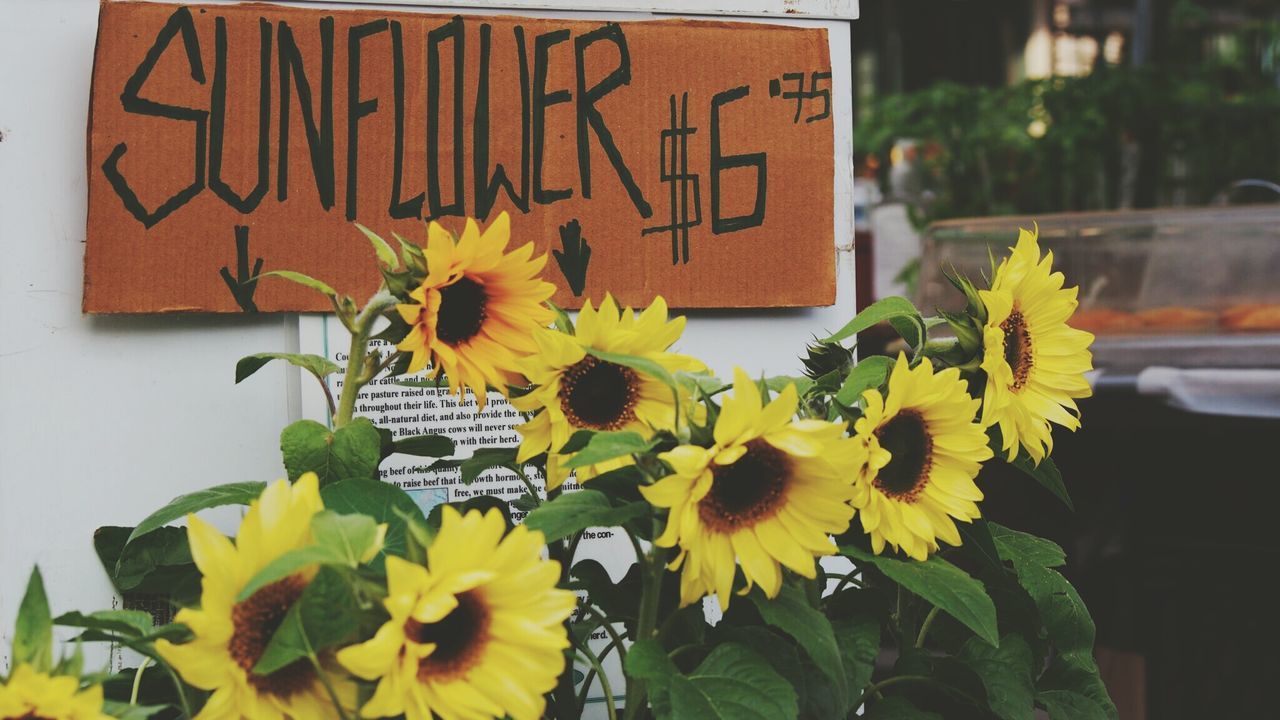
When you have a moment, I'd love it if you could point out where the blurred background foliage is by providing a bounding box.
[852,0,1280,225]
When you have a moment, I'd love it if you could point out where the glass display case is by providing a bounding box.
[918,206,1280,370]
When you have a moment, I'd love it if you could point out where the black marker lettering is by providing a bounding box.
[389,20,424,218]
[426,16,465,218]
[102,7,207,228]
[346,19,389,221]
[575,24,650,218]
[710,85,766,233]
[209,17,272,213]
[473,23,531,219]
[277,17,335,208]
[532,29,572,205]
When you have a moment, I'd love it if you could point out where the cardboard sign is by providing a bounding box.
[84,1,836,313]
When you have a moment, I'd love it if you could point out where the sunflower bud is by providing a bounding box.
[802,339,855,380]
[944,266,987,325]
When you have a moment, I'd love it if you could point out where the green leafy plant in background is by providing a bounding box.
[856,62,1280,227]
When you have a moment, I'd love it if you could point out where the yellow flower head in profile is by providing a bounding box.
[511,294,706,490]
[0,665,111,720]
[851,354,992,561]
[337,507,576,720]
[641,369,856,609]
[979,226,1095,463]
[396,213,556,410]
[156,474,356,720]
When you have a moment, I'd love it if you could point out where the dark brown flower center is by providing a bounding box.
[229,575,314,698]
[435,277,488,344]
[1001,309,1033,390]
[558,356,640,430]
[407,590,491,682]
[698,439,791,532]
[873,410,933,503]
[8,714,55,720]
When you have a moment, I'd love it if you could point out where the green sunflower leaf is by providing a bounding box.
[13,567,53,672]
[833,614,881,702]
[1013,564,1095,656]
[1036,689,1109,720]
[624,639,678,717]
[765,375,815,396]
[391,231,427,275]
[354,223,399,268]
[561,431,655,469]
[558,429,597,455]
[321,480,426,571]
[839,545,999,647]
[311,511,382,566]
[835,356,895,406]
[547,300,575,335]
[821,296,925,348]
[235,352,340,384]
[957,634,1036,720]
[524,490,648,542]
[254,567,360,675]
[989,522,1066,569]
[392,434,455,458]
[459,446,521,485]
[54,610,155,638]
[258,270,338,299]
[668,643,799,720]
[676,372,728,396]
[96,526,199,601]
[584,347,678,392]
[1002,445,1073,511]
[125,482,267,545]
[280,418,381,486]
[236,545,347,602]
[1038,651,1118,720]
[747,585,849,712]
[102,701,171,719]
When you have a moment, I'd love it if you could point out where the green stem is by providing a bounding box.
[577,636,623,710]
[546,504,581,720]
[512,465,542,504]
[623,523,667,720]
[157,660,192,719]
[854,675,935,710]
[576,648,619,720]
[585,604,627,663]
[307,652,353,720]
[130,657,151,705]
[915,607,941,649]
[667,643,700,664]
[333,290,398,428]
[625,528,648,573]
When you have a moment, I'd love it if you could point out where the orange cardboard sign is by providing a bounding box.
[84,1,836,313]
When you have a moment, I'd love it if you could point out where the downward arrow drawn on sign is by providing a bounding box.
[553,219,591,298]
[220,225,264,313]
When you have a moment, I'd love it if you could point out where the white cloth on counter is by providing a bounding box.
[1135,367,1280,419]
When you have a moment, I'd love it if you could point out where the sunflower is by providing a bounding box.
[0,665,112,720]
[336,506,576,720]
[640,369,856,608]
[511,294,706,490]
[155,474,356,720]
[396,212,556,410]
[978,226,1095,463]
[850,354,992,561]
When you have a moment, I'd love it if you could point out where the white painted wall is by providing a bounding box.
[0,0,855,672]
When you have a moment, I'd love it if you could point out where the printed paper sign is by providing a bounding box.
[84,1,836,313]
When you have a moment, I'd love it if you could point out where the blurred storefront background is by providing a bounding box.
[848,3,1280,719]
